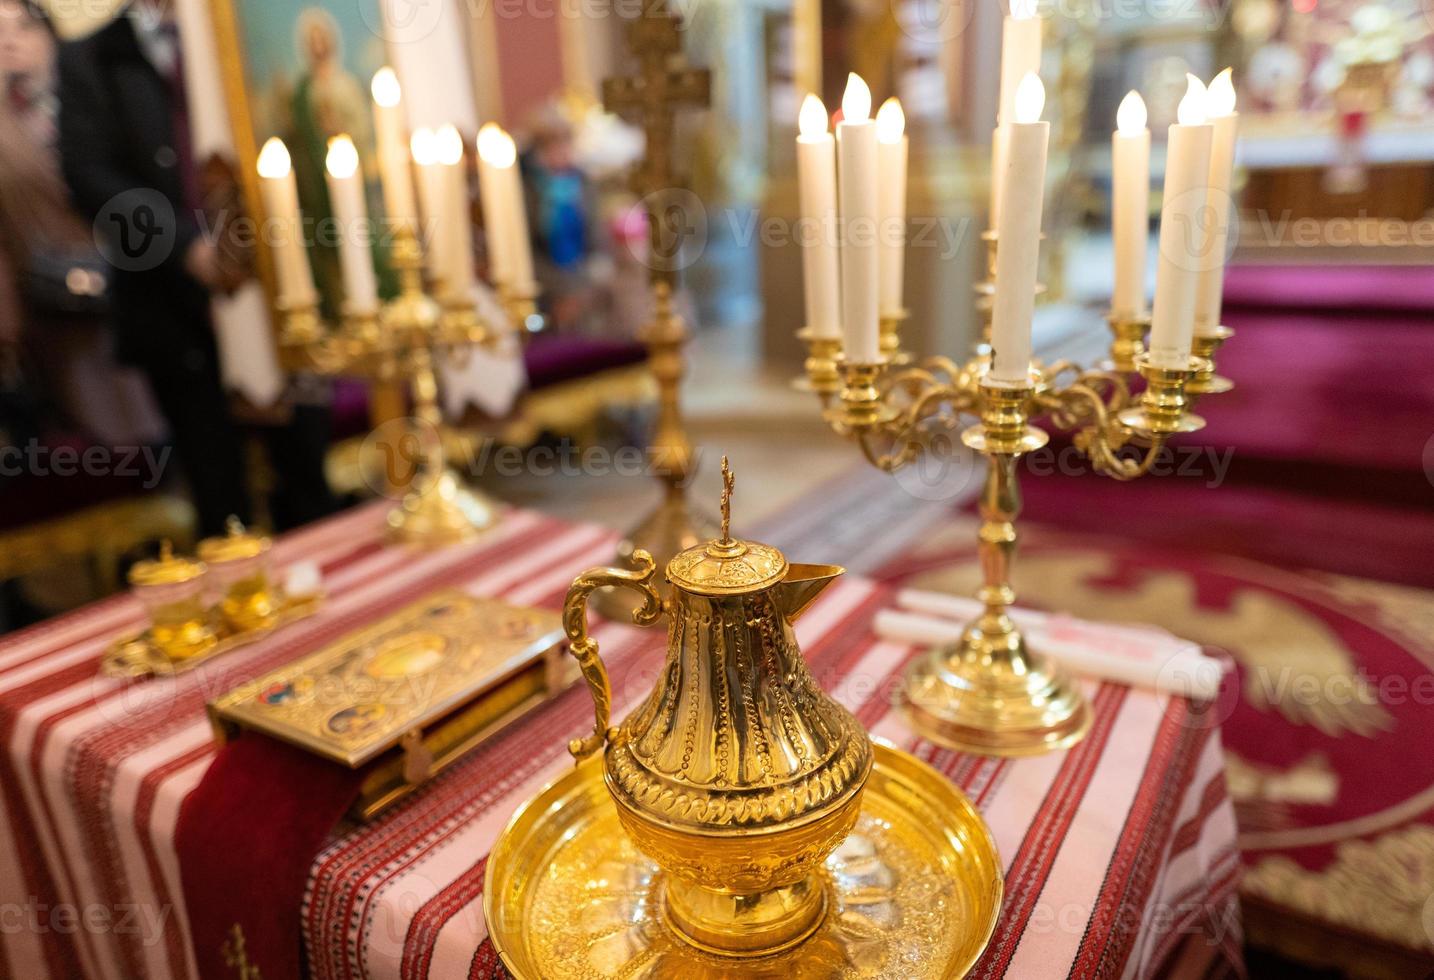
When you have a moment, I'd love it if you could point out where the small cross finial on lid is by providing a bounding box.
[720,456,734,543]
[225,515,245,537]
[159,540,174,562]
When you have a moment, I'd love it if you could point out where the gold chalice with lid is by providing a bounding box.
[486,458,1003,976]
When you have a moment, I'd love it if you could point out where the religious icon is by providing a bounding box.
[212,0,392,317]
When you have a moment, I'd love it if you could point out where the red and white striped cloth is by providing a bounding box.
[0,504,1243,979]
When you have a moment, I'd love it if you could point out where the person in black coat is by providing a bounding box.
[57,0,336,535]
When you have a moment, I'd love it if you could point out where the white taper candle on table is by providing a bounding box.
[1195,68,1239,337]
[989,73,1049,385]
[796,94,841,339]
[876,97,908,319]
[1111,91,1151,320]
[1149,74,1213,368]
[256,137,317,308]
[370,68,418,232]
[837,73,879,363]
[435,124,476,300]
[324,135,379,314]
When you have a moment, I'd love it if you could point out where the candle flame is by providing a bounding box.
[1206,67,1236,117]
[841,73,871,124]
[257,137,292,179]
[1010,0,1037,20]
[1013,72,1045,124]
[435,124,465,166]
[876,97,906,143]
[477,122,517,168]
[325,135,359,179]
[1177,73,1208,126]
[1116,90,1147,134]
[371,67,401,108]
[410,128,438,167]
[798,93,829,139]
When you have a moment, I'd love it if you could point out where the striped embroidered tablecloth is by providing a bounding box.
[0,503,1242,979]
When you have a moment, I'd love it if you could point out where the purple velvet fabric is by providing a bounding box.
[1222,264,1434,314]
[522,334,647,390]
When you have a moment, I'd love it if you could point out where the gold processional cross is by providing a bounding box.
[601,1,711,287]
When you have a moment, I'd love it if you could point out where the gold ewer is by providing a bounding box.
[561,458,872,957]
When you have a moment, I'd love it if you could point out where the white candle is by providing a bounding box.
[475,124,512,287]
[324,135,379,314]
[796,94,840,339]
[256,137,317,307]
[1195,68,1238,336]
[494,128,536,294]
[410,128,450,285]
[990,73,1048,385]
[876,97,908,319]
[370,68,418,232]
[1112,91,1151,320]
[1149,75,1213,368]
[991,0,1041,226]
[436,124,476,300]
[837,73,879,363]
[997,0,1041,126]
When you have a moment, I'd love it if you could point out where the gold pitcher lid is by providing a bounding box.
[197,517,271,564]
[666,457,788,597]
[129,541,205,587]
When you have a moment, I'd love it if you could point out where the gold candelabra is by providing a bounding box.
[594,0,720,612]
[801,235,1234,756]
[278,226,536,547]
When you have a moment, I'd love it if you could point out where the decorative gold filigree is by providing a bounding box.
[222,924,262,980]
[1244,824,1434,951]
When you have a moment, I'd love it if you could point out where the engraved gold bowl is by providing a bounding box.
[484,740,1004,978]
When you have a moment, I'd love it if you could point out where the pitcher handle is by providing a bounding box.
[562,549,663,761]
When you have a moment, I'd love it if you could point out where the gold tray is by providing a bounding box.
[484,741,1004,979]
[101,592,322,679]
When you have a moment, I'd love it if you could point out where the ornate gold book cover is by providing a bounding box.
[208,591,565,777]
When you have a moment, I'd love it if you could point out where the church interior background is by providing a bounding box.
[0,0,1432,976]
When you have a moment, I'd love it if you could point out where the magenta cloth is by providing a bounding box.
[1222,264,1434,314]
[0,503,1242,980]
[522,333,647,390]
[1183,308,1434,474]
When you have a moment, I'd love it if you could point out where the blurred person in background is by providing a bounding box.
[57,0,336,535]
[0,0,163,451]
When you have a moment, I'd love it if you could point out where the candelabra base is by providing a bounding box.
[386,469,499,548]
[593,490,720,620]
[901,635,1091,757]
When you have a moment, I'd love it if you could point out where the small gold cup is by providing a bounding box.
[129,543,217,662]
[197,518,278,633]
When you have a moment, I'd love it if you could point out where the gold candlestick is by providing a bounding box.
[278,225,528,547]
[904,381,1091,755]
[594,0,719,612]
[799,291,1224,755]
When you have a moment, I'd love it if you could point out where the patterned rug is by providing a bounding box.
[873,515,1434,978]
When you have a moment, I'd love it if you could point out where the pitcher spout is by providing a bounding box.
[776,564,845,622]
